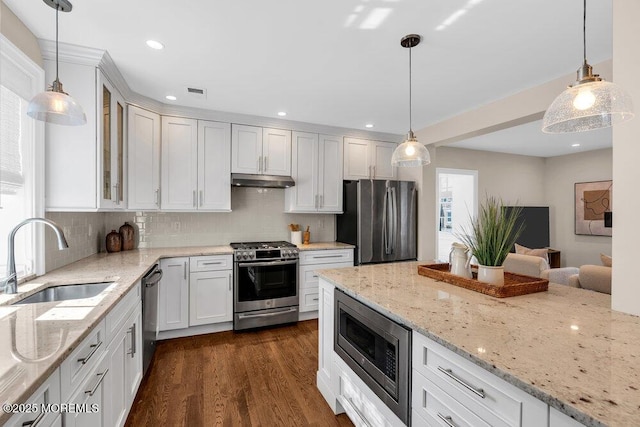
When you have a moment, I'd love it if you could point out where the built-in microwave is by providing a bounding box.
[334,289,411,425]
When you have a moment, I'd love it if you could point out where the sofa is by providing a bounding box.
[503,253,579,285]
[567,265,612,294]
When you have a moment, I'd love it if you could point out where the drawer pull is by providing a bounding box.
[337,395,372,427]
[312,255,344,259]
[312,298,319,302]
[127,324,136,358]
[438,366,485,398]
[201,261,223,266]
[437,413,459,427]
[77,341,102,365]
[85,368,109,396]
[21,410,45,427]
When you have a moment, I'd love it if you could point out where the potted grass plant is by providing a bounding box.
[456,196,523,286]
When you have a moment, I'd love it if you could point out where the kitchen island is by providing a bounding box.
[317,261,640,427]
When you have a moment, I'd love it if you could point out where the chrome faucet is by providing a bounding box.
[3,218,69,294]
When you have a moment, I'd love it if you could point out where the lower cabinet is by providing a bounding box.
[64,353,110,427]
[299,249,353,314]
[189,257,233,326]
[158,257,190,331]
[5,369,61,427]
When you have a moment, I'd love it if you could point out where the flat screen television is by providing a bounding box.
[504,206,550,249]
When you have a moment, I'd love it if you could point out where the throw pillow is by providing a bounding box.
[600,253,612,267]
[515,243,549,263]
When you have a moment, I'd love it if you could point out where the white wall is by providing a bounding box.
[420,147,546,260]
[544,149,612,267]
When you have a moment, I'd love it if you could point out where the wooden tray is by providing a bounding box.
[417,263,548,298]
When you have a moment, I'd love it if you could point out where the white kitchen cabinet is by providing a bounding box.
[298,249,353,313]
[98,74,126,210]
[160,118,231,211]
[198,120,231,210]
[412,331,548,427]
[231,124,291,176]
[44,55,128,211]
[285,132,343,213]
[189,255,233,326]
[158,257,190,331]
[343,137,397,180]
[317,278,336,409]
[127,106,161,210]
[161,116,199,210]
[64,353,109,427]
[550,408,586,427]
[5,369,61,427]
[108,304,142,427]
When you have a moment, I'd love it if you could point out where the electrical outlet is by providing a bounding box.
[172,221,181,231]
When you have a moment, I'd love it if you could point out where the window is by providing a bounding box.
[0,35,45,284]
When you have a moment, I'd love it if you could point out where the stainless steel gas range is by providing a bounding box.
[230,241,299,330]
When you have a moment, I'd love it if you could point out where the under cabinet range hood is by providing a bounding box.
[231,173,295,188]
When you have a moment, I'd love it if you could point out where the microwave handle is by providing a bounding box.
[238,260,298,268]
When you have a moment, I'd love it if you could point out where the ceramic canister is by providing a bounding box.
[119,222,135,250]
[106,230,122,253]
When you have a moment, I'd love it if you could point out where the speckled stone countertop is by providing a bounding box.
[0,246,232,424]
[317,261,640,427]
[295,242,354,251]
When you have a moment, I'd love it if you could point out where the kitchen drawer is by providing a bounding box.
[105,282,140,345]
[299,287,319,313]
[299,249,353,265]
[412,331,547,427]
[60,319,106,401]
[299,262,352,289]
[412,370,493,427]
[190,255,233,272]
[5,369,61,427]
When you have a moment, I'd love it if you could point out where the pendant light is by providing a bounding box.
[27,0,86,126]
[542,0,633,133]
[392,34,430,167]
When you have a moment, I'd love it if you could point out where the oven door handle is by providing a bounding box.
[237,307,297,319]
[237,260,298,268]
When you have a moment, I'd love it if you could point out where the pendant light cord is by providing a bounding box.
[582,0,587,65]
[409,45,413,132]
[55,3,60,84]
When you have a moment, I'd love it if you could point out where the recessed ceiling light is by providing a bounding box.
[365,124,374,128]
[165,95,177,101]
[146,40,164,50]
[572,143,581,147]
[277,111,287,117]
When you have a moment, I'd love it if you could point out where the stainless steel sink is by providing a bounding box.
[12,282,113,305]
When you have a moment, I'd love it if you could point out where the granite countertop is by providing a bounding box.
[317,261,640,427]
[295,242,354,251]
[0,245,232,423]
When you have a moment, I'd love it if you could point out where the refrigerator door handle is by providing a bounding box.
[383,187,393,255]
[391,186,398,253]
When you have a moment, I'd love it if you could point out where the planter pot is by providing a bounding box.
[477,265,504,286]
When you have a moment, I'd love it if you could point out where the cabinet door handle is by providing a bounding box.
[184,262,187,280]
[199,190,203,207]
[229,273,232,291]
[21,409,46,427]
[112,184,118,203]
[258,156,262,173]
[264,156,268,172]
[372,165,376,178]
[127,324,136,358]
[319,195,323,208]
[192,190,197,207]
[368,165,371,179]
[314,195,318,209]
[437,366,485,398]
[77,341,102,364]
[85,368,109,397]
[155,188,160,207]
[437,413,458,427]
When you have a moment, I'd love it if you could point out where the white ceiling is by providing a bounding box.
[4,0,613,155]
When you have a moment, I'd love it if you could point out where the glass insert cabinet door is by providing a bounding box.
[99,71,125,209]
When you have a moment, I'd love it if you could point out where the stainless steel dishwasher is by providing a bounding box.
[141,264,163,375]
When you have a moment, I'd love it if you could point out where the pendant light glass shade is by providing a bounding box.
[391,131,431,167]
[27,0,86,126]
[542,0,633,133]
[391,34,430,167]
[27,82,86,125]
[542,79,634,133]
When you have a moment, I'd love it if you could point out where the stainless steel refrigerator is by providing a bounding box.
[337,180,417,264]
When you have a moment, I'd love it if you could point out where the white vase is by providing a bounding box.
[477,265,504,286]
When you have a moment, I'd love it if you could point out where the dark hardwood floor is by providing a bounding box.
[125,320,353,426]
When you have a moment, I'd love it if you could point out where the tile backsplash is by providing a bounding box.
[45,187,336,272]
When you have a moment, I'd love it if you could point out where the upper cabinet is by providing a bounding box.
[44,57,127,210]
[127,106,161,210]
[285,132,343,213]
[231,124,291,176]
[343,137,397,181]
[161,117,231,211]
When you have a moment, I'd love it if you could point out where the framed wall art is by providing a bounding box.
[575,180,612,236]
